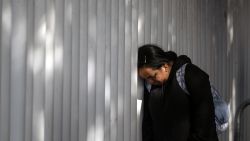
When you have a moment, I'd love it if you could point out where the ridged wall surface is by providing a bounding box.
[230,0,250,140]
[0,0,249,141]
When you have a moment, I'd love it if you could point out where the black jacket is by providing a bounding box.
[142,55,219,141]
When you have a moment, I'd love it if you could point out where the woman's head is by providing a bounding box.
[138,44,177,85]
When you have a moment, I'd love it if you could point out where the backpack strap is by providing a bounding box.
[176,63,189,95]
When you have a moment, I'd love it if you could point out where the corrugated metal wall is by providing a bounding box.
[230,0,250,140]
[0,0,249,141]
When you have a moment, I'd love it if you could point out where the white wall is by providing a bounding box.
[0,0,249,141]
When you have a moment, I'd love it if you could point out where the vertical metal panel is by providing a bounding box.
[124,0,132,140]
[157,0,162,45]
[79,0,88,140]
[167,0,172,51]
[137,1,144,140]
[45,0,55,141]
[138,0,145,45]
[171,0,176,51]
[110,0,118,141]
[0,0,11,141]
[62,0,72,141]
[33,0,46,141]
[117,0,125,141]
[180,0,186,54]
[245,3,249,140]
[192,0,198,63]
[225,0,234,141]
[87,0,97,141]
[54,0,64,140]
[235,0,250,140]
[241,1,248,139]
[196,0,202,65]
[200,0,206,70]
[96,0,106,140]
[210,0,216,82]
[186,0,191,57]
[247,1,250,140]
[131,0,138,141]
[162,0,167,49]
[25,0,34,140]
[71,0,80,140]
[150,0,157,43]
[144,0,151,43]
[175,0,180,52]
[204,0,209,71]
[104,0,111,141]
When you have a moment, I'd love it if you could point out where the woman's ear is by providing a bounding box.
[162,64,169,72]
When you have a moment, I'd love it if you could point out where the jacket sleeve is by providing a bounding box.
[185,64,218,141]
[142,85,154,141]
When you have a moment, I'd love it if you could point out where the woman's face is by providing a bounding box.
[138,64,171,85]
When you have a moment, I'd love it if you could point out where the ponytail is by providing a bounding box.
[164,51,177,62]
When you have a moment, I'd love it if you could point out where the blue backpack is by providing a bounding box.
[176,63,229,133]
[144,63,229,133]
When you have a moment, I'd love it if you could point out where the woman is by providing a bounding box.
[138,44,218,141]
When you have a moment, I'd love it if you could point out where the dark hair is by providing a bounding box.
[138,44,177,69]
